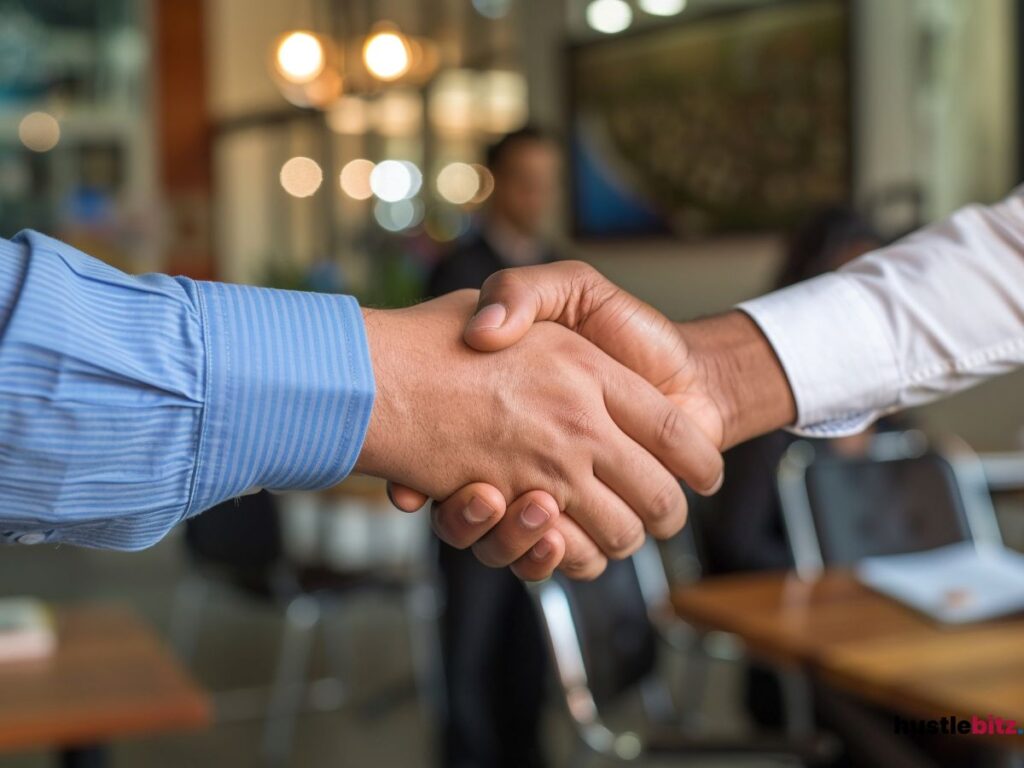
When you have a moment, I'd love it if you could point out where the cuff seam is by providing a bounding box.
[184,280,216,518]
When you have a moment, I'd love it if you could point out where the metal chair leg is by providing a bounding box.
[405,580,445,724]
[263,595,321,766]
[169,574,209,665]
[677,634,710,729]
[779,665,815,738]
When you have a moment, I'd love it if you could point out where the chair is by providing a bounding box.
[777,431,1003,580]
[528,540,838,766]
[170,490,442,766]
[774,431,1008,767]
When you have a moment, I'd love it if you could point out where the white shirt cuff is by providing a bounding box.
[737,273,902,437]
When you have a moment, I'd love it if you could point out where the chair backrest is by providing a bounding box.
[778,431,1003,579]
[184,491,284,576]
[529,542,669,758]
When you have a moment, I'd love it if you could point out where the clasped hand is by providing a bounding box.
[356,263,729,581]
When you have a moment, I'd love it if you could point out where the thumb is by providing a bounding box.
[463,261,611,352]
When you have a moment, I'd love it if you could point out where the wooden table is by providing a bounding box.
[0,605,210,762]
[672,571,1024,724]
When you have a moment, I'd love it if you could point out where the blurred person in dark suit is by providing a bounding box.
[429,127,561,768]
[430,127,560,296]
[701,208,917,754]
[702,207,890,579]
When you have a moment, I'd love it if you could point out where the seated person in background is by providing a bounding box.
[701,207,894,576]
[700,207,910,741]
[427,127,560,768]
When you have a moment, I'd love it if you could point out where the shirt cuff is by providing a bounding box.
[189,282,375,514]
[738,273,902,436]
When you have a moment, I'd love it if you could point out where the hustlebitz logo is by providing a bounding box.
[894,715,1022,736]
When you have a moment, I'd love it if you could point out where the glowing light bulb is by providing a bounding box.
[639,0,686,15]
[370,159,414,202]
[18,112,60,153]
[280,157,323,198]
[363,30,411,81]
[586,0,632,34]
[275,31,325,84]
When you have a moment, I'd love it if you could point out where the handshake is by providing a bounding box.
[354,262,796,581]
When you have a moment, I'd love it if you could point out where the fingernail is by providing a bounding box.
[463,497,495,524]
[530,538,552,561]
[521,502,550,530]
[707,471,725,495]
[468,303,507,331]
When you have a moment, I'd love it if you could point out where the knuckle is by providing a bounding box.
[606,516,645,560]
[566,260,599,282]
[560,547,597,577]
[482,268,517,295]
[656,407,685,451]
[570,557,607,581]
[557,405,599,442]
[645,480,686,536]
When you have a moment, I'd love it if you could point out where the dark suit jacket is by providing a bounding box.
[429,230,555,296]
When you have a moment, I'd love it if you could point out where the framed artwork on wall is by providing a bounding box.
[568,0,852,240]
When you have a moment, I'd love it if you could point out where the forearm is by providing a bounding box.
[676,311,796,449]
[0,231,374,549]
[738,191,1024,436]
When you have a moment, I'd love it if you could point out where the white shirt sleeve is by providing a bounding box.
[738,189,1024,437]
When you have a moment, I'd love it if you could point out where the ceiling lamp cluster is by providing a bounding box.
[585,0,687,35]
[270,22,438,109]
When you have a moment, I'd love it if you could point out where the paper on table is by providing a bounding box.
[0,598,56,662]
[856,541,1024,624]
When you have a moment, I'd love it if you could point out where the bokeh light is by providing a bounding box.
[339,159,375,200]
[18,112,60,153]
[370,159,418,202]
[639,0,687,15]
[472,0,511,19]
[425,208,471,242]
[372,88,423,137]
[274,31,325,84]
[298,67,343,108]
[428,69,476,137]
[374,198,424,232]
[586,0,633,34]
[402,161,424,198]
[436,162,480,205]
[363,30,411,81]
[470,164,495,204]
[280,156,323,198]
[477,71,528,134]
[327,96,369,135]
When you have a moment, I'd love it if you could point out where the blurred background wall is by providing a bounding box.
[206,0,1021,448]
[1,0,1019,447]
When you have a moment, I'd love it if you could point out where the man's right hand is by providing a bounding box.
[355,289,724,579]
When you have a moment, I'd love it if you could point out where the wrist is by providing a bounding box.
[676,311,796,449]
[354,307,405,478]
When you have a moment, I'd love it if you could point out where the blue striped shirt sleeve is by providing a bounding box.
[0,231,375,550]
